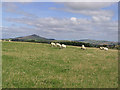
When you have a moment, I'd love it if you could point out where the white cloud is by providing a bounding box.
[51,0,118,2]
[92,16,111,22]
[3,2,37,17]
[4,17,118,41]
[2,2,118,41]
[3,0,119,2]
[70,17,77,22]
[50,2,116,21]
[64,2,114,10]
[3,0,35,2]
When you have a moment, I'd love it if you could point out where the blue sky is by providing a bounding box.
[2,2,118,41]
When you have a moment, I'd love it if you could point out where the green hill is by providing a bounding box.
[12,34,55,41]
[5,35,118,46]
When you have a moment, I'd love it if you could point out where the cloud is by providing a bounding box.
[51,0,118,2]
[3,0,119,2]
[2,2,118,41]
[64,2,114,10]
[4,17,118,41]
[2,2,37,17]
[3,0,35,2]
[50,2,116,21]
[70,17,77,22]
[92,15,111,22]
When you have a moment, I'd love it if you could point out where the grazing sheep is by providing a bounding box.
[61,44,66,49]
[56,43,61,47]
[81,47,86,50]
[58,44,62,48]
[56,43,62,48]
[51,42,56,47]
[100,47,104,50]
[82,45,85,47]
[9,40,11,42]
[81,45,86,50]
[100,47,108,51]
[104,47,108,51]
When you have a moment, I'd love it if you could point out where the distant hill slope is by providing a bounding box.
[11,34,55,41]
[7,35,118,45]
[75,39,118,45]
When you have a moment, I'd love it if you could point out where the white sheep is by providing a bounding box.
[104,47,108,51]
[51,42,56,47]
[81,45,86,50]
[82,45,85,47]
[100,47,104,50]
[81,47,86,50]
[56,43,61,47]
[61,44,66,49]
[100,47,108,51]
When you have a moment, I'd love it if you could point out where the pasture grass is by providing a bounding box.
[2,41,118,88]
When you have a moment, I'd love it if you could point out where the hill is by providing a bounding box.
[10,34,55,41]
[4,35,118,46]
[75,39,118,45]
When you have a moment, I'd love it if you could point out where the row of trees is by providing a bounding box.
[53,40,119,49]
[11,39,52,43]
[11,39,120,49]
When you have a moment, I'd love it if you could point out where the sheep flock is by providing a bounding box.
[51,42,109,51]
[99,47,109,51]
[51,42,66,49]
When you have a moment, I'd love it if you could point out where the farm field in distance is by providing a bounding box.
[2,41,118,88]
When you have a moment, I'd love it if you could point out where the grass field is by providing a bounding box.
[2,41,118,88]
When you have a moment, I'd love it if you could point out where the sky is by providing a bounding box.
[1,2,118,41]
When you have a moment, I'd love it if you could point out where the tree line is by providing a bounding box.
[9,39,120,50]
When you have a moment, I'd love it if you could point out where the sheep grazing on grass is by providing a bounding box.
[56,43,61,48]
[104,47,108,51]
[100,47,108,51]
[100,47,104,50]
[81,45,86,50]
[56,43,62,48]
[61,44,66,49]
[81,47,86,50]
[51,42,56,47]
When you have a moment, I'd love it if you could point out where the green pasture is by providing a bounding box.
[2,41,118,88]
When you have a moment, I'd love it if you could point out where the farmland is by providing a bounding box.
[2,41,118,88]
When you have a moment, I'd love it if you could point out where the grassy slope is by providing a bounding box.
[2,41,118,88]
